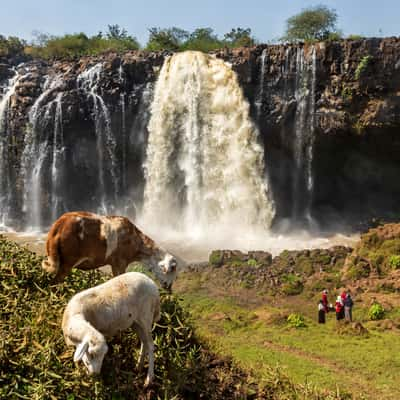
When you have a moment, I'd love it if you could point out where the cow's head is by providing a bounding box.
[73,335,108,375]
[157,253,178,291]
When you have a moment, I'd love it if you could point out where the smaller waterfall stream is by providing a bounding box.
[292,46,317,223]
[77,63,118,213]
[0,70,21,227]
[21,74,64,229]
[256,48,268,119]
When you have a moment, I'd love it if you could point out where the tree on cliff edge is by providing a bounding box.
[282,5,341,42]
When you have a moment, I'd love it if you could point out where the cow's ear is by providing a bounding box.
[74,340,89,362]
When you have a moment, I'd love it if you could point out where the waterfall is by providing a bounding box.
[77,63,118,213]
[141,51,275,238]
[119,63,127,189]
[292,46,317,223]
[50,92,65,222]
[21,74,64,229]
[256,48,268,119]
[0,70,21,228]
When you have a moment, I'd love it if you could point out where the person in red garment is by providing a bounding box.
[341,289,347,304]
[335,295,344,321]
[322,289,329,313]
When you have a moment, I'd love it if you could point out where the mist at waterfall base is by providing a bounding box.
[0,51,359,261]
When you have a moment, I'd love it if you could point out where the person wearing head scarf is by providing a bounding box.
[318,300,326,323]
[335,295,344,321]
[321,289,329,313]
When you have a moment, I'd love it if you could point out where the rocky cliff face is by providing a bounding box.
[216,38,400,227]
[1,39,400,230]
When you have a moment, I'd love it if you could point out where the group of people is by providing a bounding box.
[318,289,354,324]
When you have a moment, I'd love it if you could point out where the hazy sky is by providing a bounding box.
[1,0,399,45]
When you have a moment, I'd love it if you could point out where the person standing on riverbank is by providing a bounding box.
[344,293,354,321]
[335,295,345,320]
[318,300,326,323]
[322,289,329,313]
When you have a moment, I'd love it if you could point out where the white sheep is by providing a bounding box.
[62,272,160,387]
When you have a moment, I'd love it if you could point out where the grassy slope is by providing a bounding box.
[176,272,400,400]
[0,236,266,400]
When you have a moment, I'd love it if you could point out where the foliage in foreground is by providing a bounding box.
[0,236,261,399]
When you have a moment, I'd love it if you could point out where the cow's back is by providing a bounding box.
[47,212,106,269]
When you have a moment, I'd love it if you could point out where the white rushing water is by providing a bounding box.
[256,48,268,119]
[292,46,317,222]
[77,63,118,212]
[140,51,275,249]
[20,74,64,230]
[0,70,21,228]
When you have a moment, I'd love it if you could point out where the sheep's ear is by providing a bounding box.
[74,340,89,362]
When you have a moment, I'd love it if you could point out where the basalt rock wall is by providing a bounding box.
[1,38,400,230]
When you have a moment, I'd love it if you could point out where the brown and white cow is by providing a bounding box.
[42,211,179,289]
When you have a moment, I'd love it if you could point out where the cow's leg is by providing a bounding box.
[54,267,69,283]
[111,263,127,277]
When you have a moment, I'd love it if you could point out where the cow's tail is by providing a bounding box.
[42,235,60,275]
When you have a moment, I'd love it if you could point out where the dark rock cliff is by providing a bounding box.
[216,38,400,228]
[1,38,400,230]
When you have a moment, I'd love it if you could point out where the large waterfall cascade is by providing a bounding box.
[141,51,275,240]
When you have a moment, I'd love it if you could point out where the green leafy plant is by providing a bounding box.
[287,313,306,328]
[368,303,385,320]
[355,55,372,80]
[209,250,223,267]
[388,255,400,269]
[281,274,304,295]
[247,258,258,267]
[347,34,364,40]
[341,86,353,102]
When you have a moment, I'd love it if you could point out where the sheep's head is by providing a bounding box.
[73,335,108,375]
[157,253,178,290]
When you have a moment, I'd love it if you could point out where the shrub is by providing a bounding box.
[247,258,258,267]
[347,262,371,280]
[347,34,364,40]
[209,250,223,267]
[355,55,372,80]
[281,274,304,295]
[287,313,306,328]
[388,255,400,269]
[368,303,385,320]
[341,86,353,102]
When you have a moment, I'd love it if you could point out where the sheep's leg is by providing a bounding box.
[133,323,154,387]
[133,322,147,371]
[144,335,155,387]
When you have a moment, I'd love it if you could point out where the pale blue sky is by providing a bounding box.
[1,0,399,45]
